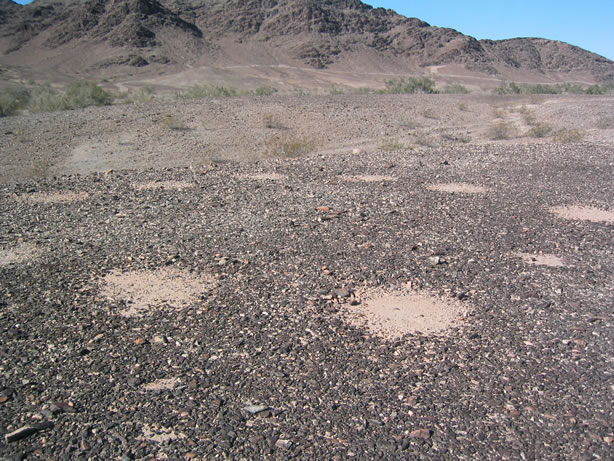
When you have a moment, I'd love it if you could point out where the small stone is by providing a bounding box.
[603,436,613,444]
[0,395,9,403]
[332,288,350,298]
[275,439,292,449]
[428,256,442,266]
[352,148,361,154]
[316,206,330,212]
[401,439,410,450]
[152,335,168,344]
[410,428,431,439]
[134,337,147,345]
[5,426,39,443]
[244,404,269,414]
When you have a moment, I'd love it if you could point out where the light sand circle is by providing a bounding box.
[428,183,487,194]
[237,173,286,181]
[99,268,216,317]
[343,289,468,339]
[142,377,179,391]
[550,206,614,223]
[133,180,194,191]
[516,252,566,267]
[140,424,185,443]
[341,175,396,182]
[0,243,41,266]
[17,191,89,204]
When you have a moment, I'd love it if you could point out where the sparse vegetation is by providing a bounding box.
[379,138,409,151]
[30,156,51,177]
[263,114,286,129]
[495,81,614,95]
[383,77,437,94]
[487,120,515,140]
[0,86,30,117]
[413,131,438,147]
[492,107,506,119]
[441,132,471,144]
[421,108,439,119]
[526,123,553,138]
[441,83,470,94]
[553,128,585,143]
[160,114,189,131]
[596,116,614,129]
[457,102,469,112]
[251,86,278,96]
[25,81,112,113]
[264,132,316,158]
[175,84,239,100]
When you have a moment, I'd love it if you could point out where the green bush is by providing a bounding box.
[27,86,65,112]
[0,86,31,117]
[63,81,113,108]
[383,77,437,94]
[441,83,470,94]
[252,86,278,96]
[175,84,238,100]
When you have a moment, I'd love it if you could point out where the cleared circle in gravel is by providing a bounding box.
[0,243,41,266]
[341,175,396,182]
[550,205,614,223]
[17,191,89,203]
[516,252,566,267]
[133,180,194,191]
[99,268,216,317]
[237,173,286,181]
[343,290,468,339]
[427,183,487,194]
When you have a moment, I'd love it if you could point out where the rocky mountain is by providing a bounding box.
[1,0,612,86]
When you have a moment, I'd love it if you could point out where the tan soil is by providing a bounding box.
[133,180,194,191]
[344,289,468,340]
[341,175,396,182]
[99,268,216,317]
[550,206,614,223]
[140,424,185,443]
[0,243,41,266]
[516,252,567,267]
[427,183,488,194]
[237,173,287,181]
[141,377,179,391]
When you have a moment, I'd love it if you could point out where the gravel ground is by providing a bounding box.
[1,139,613,459]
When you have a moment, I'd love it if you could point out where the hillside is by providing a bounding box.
[1,0,613,89]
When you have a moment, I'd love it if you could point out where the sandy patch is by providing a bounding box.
[99,268,216,317]
[133,180,194,191]
[343,289,468,339]
[237,173,286,181]
[428,183,487,194]
[342,175,396,182]
[516,252,566,267]
[142,377,179,391]
[0,243,41,266]
[140,424,185,443]
[18,191,89,204]
[550,206,614,223]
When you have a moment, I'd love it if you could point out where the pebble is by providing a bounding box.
[5,426,39,443]
[410,428,431,439]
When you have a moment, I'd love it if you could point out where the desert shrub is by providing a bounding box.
[160,114,189,131]
[379,138,408,151]
[31,156,51,177]
[553,128,585,143]
[27,81,112,112]
[175,84,238,100]
[527,123,553,138]
[487,120,515,140]
[252,86,278,96]
[27,86,65,112]
[596,116,614,129]
[441,132,471,144]
[457,102,469,111]
[413,132,438,147]
[441,83,469,94]
[0,86,31,116]
[383,76,437,94]
[63,81,113,108]
[262,113,285,129]
[492,107,506,119]
[264,133,316,158]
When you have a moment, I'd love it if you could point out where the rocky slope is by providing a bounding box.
[1,0,613,86]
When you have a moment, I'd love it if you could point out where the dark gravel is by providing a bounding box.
[1,143,613,460]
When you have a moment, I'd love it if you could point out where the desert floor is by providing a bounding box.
[1,93,613,459]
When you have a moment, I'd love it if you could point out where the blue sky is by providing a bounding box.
[13,0,614,60]
[366,1,614,60]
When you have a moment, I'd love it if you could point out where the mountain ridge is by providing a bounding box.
[1,0,613,87]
